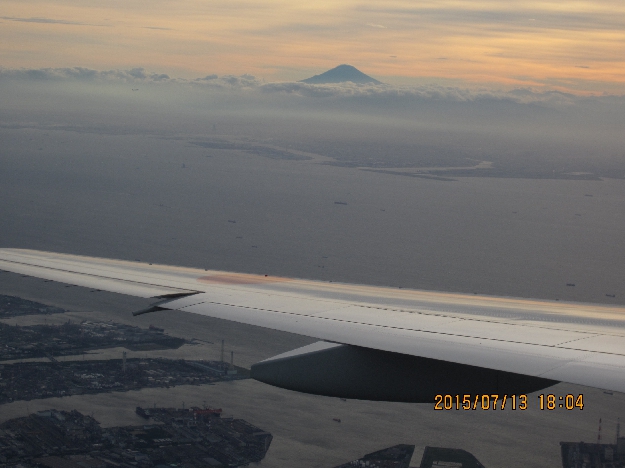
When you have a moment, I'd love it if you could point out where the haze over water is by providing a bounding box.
[1,116,624,305]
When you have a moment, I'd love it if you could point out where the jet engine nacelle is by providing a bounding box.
[250,341,557,403]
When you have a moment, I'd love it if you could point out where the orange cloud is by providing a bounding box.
[1,0,624,94]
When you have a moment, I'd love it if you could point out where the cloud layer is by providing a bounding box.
[0,66,600,106]
[2,0,625,93]
[1,16,92,25]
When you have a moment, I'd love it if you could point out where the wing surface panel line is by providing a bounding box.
[174,297,624,340]
[169,290,625,337]
[555,335,602,347]
[174,300,625,357]
[535,351,595,378]
[189,295,625,336]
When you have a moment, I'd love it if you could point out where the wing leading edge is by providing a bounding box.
[1,248,625,397]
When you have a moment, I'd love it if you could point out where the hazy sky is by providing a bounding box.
[2,0,625,93]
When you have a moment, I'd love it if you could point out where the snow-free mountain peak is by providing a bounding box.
[300,64,382,84]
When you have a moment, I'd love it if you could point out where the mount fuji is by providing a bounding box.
[300,64,382,85]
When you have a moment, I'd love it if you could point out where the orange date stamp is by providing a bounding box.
[434,394,584,410]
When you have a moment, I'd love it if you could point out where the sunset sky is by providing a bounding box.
[2,0,625,94]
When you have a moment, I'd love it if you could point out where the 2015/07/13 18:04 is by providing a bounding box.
[433,394,584,411]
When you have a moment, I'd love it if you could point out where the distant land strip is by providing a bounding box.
[360,169,456,182]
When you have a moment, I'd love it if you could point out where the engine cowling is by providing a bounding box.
[250,341,557,403]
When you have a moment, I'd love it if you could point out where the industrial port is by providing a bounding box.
[0,319,187,361]
[0,357,248,404]
[0,295,65,318]
[560,439,625,467]
[0,407,272,468]
[0,294,265,468]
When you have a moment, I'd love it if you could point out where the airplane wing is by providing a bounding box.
[1,248,624,402]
